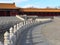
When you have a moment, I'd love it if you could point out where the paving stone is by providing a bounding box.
[17,22,51,45]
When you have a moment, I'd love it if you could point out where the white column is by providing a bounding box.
[9,27,14,45]
[10,27,14,38]
[13,25,17,45]
[17,24,19,30]
[4,31,10,45]
[19,23,21,28]
[14,25,17,33]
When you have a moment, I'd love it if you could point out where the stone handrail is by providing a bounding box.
[4,20,41,45]
[16,15,25,21]
[4,18,52,45]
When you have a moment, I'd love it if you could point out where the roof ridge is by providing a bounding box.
[0,3,15,4]
[0,2,17,9]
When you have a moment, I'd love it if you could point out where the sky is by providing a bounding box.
[0,0,60,8]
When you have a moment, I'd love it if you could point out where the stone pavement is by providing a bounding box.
[41,17,60,45]
[17,22,52,45]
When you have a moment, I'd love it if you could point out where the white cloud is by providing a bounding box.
[0,0,14,3]
[23,5,34,8]
[13,0,28,3]
[0,1,13,3]
[22,4,40,8]
[0,0,29,3]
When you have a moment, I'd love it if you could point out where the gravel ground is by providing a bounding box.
[0,16,22,44]
[41,17,60,45]
[0,16,22,33]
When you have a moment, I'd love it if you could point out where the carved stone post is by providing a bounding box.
[13,25,17,45]
[10,27,14,38]
[4,31,10,45]
[9,27,14,45]
[19,23,20,28]
[14,25,17,33]
[17,24,19,30]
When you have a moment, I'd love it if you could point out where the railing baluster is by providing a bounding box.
[3,18,44,45]
[4,31,10,45]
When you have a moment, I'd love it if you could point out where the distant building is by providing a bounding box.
[0,3,60,16]
[0,3,19,16]
[20,8,60,16]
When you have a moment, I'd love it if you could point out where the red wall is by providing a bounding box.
[0,11,6,16]
[21,12,60,16]
[10,11,19,16]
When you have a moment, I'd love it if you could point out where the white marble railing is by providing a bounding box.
[3,18,53,45]
[4,20,41,45]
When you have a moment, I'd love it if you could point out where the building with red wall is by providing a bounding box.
[0,3,19,16]
[0,3,60,16]
[19,8,60,16]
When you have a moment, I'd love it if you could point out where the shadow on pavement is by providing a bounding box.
[17,20,53,45]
